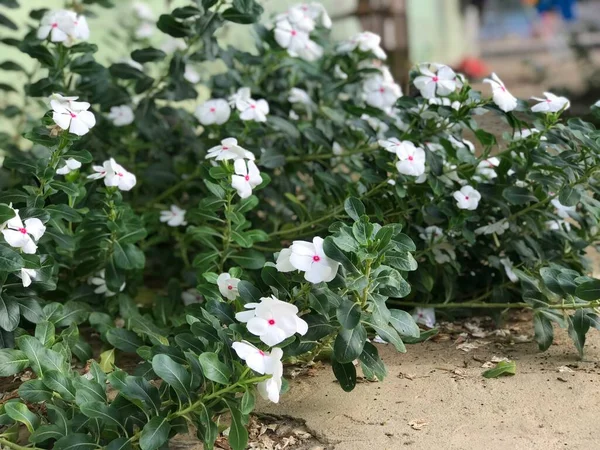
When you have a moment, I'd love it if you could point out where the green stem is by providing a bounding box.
[0,437,42,450]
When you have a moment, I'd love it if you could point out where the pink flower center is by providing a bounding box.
[312,255,321,262]
[432,76,439,82]
[408,155,414,161]
[546,99,552,103]
[70,112,76,118]
[259,350,265,356]
[74,20,78,25]
[227,285,233,290]
[51,23,58,28]
[118,172,124,177]
[500,86,506,92]
[268,319,276,325]
[210,107,216,112]
[465,196,469,200]
[250,104,256,109]
[379,87,385,93]
[291,30,297,36]
[18,228,27,234]
[222,146,229,150]
[245,175,250,181]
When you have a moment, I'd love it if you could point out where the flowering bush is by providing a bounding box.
[0,0,600,448]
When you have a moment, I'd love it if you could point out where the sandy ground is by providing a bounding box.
[261,324,600,450]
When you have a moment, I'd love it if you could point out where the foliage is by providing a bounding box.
[0,0,599,448]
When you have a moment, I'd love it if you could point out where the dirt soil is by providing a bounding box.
[260,319,600,450]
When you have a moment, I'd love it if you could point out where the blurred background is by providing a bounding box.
[2,0,600,112]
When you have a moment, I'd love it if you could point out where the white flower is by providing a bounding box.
[274,18,310,56]
[132,2,154,21]
[135,23,154,39]
[363,75,402,110]
[475,220,509,235]
[483,73,517,112]
[288,88,312,105]
[118,58,144,72]
[107,105,134,127]
[20,268,37,288]
[217,273,240,301]
[37,10,89,46]
[551,198,576,219]
[229,87,251,110]
[160,205,187,227]
[206,138,254,161]
[334,65,348,80]
[395,141,426,177]
[500,258,519,283]
[475,157,500,180]
[88,270,125,297]
[332,142,344,156]
[286,3,332,30]
[413,63,457,99]
[236,295,308,346]
[448,136,475,153]
[360,114,389,138]
[1,208,45,255]
[531,92,570,113]
[87,158,136,191]
[593,100,600,108]
[56,158,82,175]
[546,220,571,232]
[232,340,274,374]
[235,92,269,122]
[338,31,386,59]
[181,288,202,305]
[184,65,200,84]
[513,128,544,140]
[51,94,96,136]
[429,97,461,110]
[419,226,443,242]
[453,185,481,210]
[276,237,341,284]
[425,142,444,152]
[195,99,231,126]
[289,110,299,120]
[232,159,262,199]
[257,347,283,403]
[412,307,435,328]
[297,39,323,62]
[432,243,456,264]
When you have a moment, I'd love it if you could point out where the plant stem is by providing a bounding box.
[387,300,600,310]
[0,437,42,450]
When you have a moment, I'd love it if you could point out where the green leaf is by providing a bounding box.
[156,14,191,37]
[367,320,406,353]
[240,388,255,415]
[333,325,367,363]
[389,310,420,339]
[16,298,43,324]
[0,349,28,376]
[482,360,516,378]
[197,403,218,448]
[533,312,553,351]
[575,279,600,300]
[225,400,248,450]
[502,187,537,205]
[140,415,171,450]
[106,328,143,353]
[35,321,55,346]
[4,402,40,432]
[359,341,387,381]
[43,370,76,401]
[18,379,52,403]
[0,245,24,271]
[558,187,580,207]
[198,352,230,384]
[152,354,192,400]
[237,280,262,304]
[331,359,356,392]
[568,310,590,358]
[53,433,97,450]
[344,197,365,222]
[107,438,133,450]
[113,242,145,270]
[0,12,17,30]
[120,376,161,415]
[323,237,358,274]
[131,47,166,63]
[230,249,266,269]
[336,300,361,329]
[0,295,19,332]
[80,402,122,428]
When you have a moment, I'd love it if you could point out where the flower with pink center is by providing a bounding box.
[338,31,387,60]
[453,185,481,210]
[531,92,570,113]
[56,158,82,175]
[413,63,457,99]
[50,93,96,136]
[37,9,88,45]
[297,39,323,62]
[393,141,426,177]
[206,138,254,161]
[483,73,517,112]
[235,295,308,346]
[274,18,310,57]
[217,272,240,301]
[107,105,134,127]
[363,75,402,111]
[475,157,500,180]
[195,99,231,126]
[87,158,136,191]
[412,307,436,329]
[1,208,46,255]
[239,98,270,122]
[276,237,341,283]
[160,205,187,227]
[232,340,277,374]
[231,159,262,199]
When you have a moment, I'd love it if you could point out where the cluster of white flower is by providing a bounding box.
[206,138,262,199]
[338,31,387,60]
[275,237,340,283]
[88,158,137,191]
[50,94,96,136]
[228,88,269,123]
[37,9,89,47]
[274,3,330,61]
